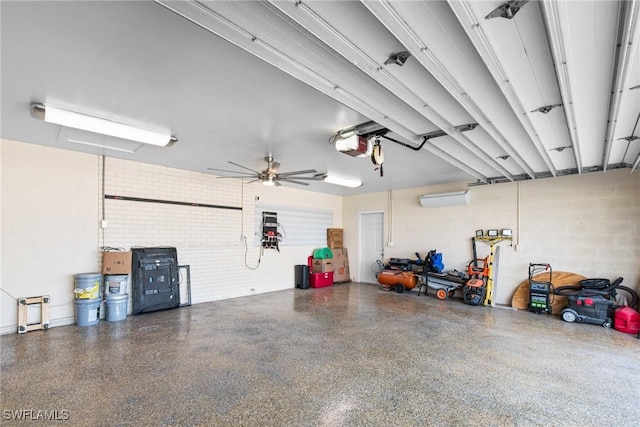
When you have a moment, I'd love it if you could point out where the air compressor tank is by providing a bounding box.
[377,270,417,293]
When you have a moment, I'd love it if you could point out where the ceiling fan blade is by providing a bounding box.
[246,178,261,184]
[216,175,257,179]
[207,167,253,174]
[274,180,282,187]
[279,175,326,181]
[228,161,260,174]
[278,178,309,186]
[277,169,317,177]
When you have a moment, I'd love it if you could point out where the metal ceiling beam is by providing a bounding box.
[156,0,492,182]
[363,0,538,180]
[448,0,558,177]
[268,0,509,180]
[540,0,583,174]
[602,0,640,171]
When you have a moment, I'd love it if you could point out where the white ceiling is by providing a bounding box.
[2,1,639,196]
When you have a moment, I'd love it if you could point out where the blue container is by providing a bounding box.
[75,298,101,326]
[104,274,128,296]
[74,273,102,299]
[105,294,128,322]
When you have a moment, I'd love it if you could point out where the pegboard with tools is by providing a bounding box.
[261,211,282,251]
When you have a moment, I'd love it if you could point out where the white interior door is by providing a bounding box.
[360,212,384,284]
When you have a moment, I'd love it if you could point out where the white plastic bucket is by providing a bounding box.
[75,298,101,326]
[105,294,128,322]
[104,274,128,296]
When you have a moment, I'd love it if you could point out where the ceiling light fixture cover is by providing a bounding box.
[324,174,362,188]
[30,103,177,147]
[262,176,276,186]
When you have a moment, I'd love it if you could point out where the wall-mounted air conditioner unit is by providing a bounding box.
[419,190,471,207]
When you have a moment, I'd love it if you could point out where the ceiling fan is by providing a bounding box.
[207,155,327,186]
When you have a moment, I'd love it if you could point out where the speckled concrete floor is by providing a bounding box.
[1,283,639,426]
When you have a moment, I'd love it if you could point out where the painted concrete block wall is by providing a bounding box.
[343,170,639,306]
[1,139,100,334]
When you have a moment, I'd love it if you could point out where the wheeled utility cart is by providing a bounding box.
[419,272,467,300]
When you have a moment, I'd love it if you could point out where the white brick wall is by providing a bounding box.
[101,157,252,306]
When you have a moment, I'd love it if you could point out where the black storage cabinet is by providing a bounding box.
[131,247,180,314]
[295,265,310,289]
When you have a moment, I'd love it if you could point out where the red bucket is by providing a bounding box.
[613,306,640,334]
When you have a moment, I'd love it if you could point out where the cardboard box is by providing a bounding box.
[310,272,333,288]
[327,228,344,249]
[102,251,132,274]
[312,258,334,273]
[332,248,351,283]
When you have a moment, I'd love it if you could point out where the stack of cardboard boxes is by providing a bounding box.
[327,228,350,284]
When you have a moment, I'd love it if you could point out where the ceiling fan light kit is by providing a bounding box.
[30,103,177,147]
[262,176,276,186]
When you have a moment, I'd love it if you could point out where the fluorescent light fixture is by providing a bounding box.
[31,103,177,147]
[324,174,362,188]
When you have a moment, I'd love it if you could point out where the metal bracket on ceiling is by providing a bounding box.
[334,121,478,153]
[485,1,530,20]
[550,146,572,152]
[531,104,563,114]
[357,123,479,152]
[617,136,639,142]
[384,51,411,67]
[333,120,378,140]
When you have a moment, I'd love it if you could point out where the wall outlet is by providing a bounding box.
[387,241,394,247]
[100,220,108,229]
[515,244,522,252]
